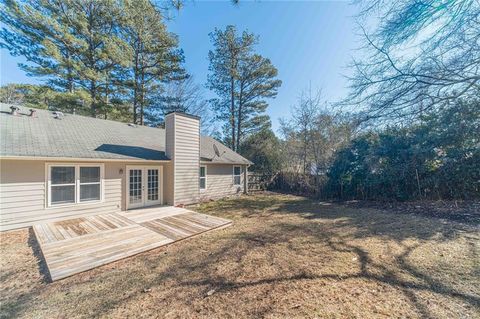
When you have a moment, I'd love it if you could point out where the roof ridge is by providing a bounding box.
[0,102,165,131]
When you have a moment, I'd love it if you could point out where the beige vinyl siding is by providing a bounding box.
[163,161,174,205]
[0,160,172,231]
[166,113,200,205]
[200,164,244,201]
[0,160,123,231]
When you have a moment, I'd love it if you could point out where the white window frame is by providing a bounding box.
[46,163,104,208]
[233,165,242,186]
[199,165,207,191]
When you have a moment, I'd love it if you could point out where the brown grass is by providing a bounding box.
[1,193,479,318]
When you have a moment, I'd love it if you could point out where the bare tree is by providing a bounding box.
[0,84,25,104]
[344,0,480,123]
[281,87,354,175]
[161,76,214,134]
[144,75,214,134]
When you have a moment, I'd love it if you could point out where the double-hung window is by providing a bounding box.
[50,166,76,205]
[79,167,101,201]
[199,166,207,190]
[48,164,103,206]
[233,166,242,186]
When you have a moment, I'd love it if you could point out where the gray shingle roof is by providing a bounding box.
[0,103,252,164]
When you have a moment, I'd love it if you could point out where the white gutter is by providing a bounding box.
[0,156,171,163]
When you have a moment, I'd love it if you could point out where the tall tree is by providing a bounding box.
[67,0,129,117]
[1,0,76,92]
[207,25,281,151]
[207,26,256,150]
[236,53,281,147]
[120,0,185,124]
[1,0,186,123]
[1,0,129,116]
[345,0,480,123]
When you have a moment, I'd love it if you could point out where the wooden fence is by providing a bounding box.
[247,173,275,192]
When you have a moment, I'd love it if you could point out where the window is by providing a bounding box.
[51,166,75,205]
[80,167,101,201]
[199,166,206,190]
[233,166,241,186]
[48,164,103,206]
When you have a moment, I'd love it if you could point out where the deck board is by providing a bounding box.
[33,207,231,281]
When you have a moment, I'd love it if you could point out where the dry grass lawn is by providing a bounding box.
[1,193,479,318]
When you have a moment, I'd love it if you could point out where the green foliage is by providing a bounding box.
[207,25,281,151]
[238,128,282,174]
[120,0,185,124]
[0,83,89,113]
[1,0,184,124]
[326,98,480,200]
[1,0,130,116]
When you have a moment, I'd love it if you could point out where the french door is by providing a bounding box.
[127,166,163,209]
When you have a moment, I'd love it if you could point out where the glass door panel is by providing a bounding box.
[127,166,162,209]
[147,169,159,201]
[129,169,143,207]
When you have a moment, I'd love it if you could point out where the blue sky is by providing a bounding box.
[1,0,360,134]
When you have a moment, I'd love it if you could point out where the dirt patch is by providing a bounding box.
[1,193,479,318]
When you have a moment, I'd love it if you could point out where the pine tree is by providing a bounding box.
[236,53,281,147]
[207,26,256,151]
[1,0,130,116]
[120,0,185,125]
[207,25,281,151]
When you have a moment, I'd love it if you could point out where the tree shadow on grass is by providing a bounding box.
[167,222,479,318]
[193,194,479,317]
[4,194,478,318]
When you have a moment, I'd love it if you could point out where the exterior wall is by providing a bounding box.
[0,160,122,231]
[200,164,245,201]
[165,113,200,205]
[163,161,174,205]
[0,159,169,231]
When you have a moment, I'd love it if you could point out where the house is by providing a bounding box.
[0,103,252,231]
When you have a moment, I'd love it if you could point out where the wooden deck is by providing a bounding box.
[33,207,231,281]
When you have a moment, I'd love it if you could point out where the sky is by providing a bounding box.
[0,0,360,134]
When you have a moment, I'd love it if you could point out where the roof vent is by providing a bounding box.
[52,111,64,119]
[29,109,37,117]
[9,106,20,116]
[128,123,136,128]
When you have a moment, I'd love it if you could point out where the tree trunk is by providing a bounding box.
[90,80,96,117]
[236,83,243,151]
[230,76,236,151]
[133,53,139,124]
[140,70,145,125]
[66,51,74,93]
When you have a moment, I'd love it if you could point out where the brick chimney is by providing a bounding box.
[165,112,200,206]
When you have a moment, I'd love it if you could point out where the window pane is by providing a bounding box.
[200,178,206,189]
[51,185,75,204]
[200,167,206,177]
[234,166,241,175]
[80,184,100,201]
[80,167,100,183]
[234,175,241,185]
[148,169,159,201]
[51,167,75,184]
